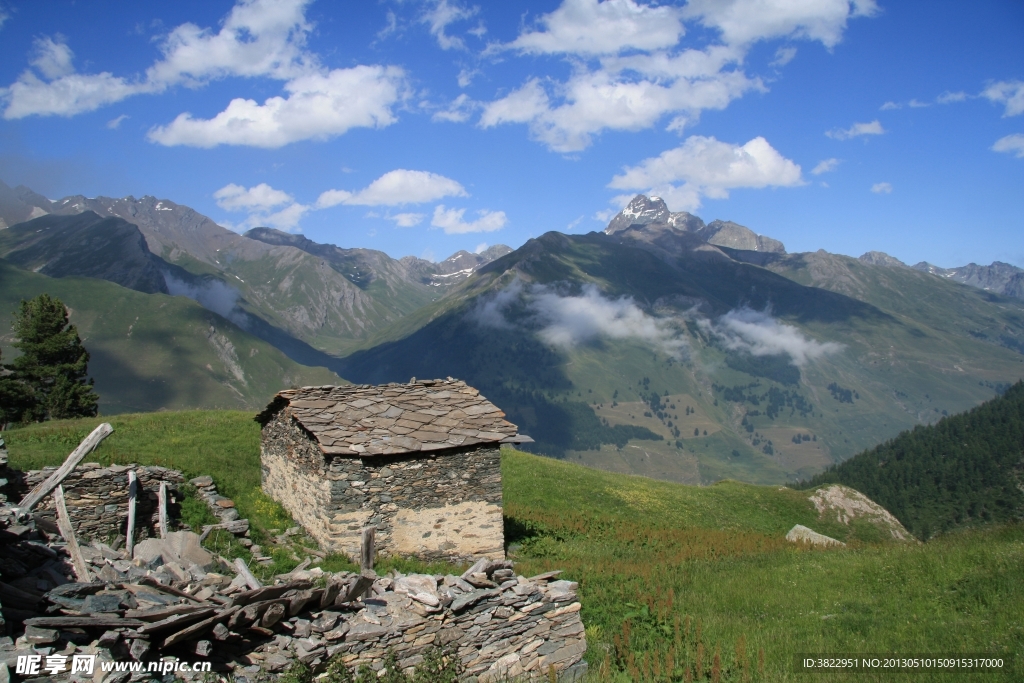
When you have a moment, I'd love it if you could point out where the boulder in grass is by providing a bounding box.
[785,524,845,547]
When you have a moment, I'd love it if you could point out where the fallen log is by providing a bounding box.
[229,580,313,608]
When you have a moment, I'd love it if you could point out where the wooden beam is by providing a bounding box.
[24,616,144,629]
[234,557,262,591]
[53,485,91,582]
[340,569,377,604]
[360,526,375,573]
[158,481,168,539]
[17,423,113,513]
[161,606,240,648]
[126,470,137,556]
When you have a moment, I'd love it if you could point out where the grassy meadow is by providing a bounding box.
[3,412,1021,681]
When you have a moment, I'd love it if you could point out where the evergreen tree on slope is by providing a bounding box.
[4,294,99,421]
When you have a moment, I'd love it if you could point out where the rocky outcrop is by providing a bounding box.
[808,484,914,541]
[785,524,844,547]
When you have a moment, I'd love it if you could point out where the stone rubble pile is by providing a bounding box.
[0,512,587,682]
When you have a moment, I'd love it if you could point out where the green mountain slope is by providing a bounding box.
[6,410,1020,681]
[0,259,339,414]
[801,381,1024,539]
[339,230,1024,484]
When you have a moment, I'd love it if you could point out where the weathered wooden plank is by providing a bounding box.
[158,481,168,539]
[125,603,213,621]
[360,526,375,599]
[137,608,217,635]
[162,606,240,648]
[229,581,313,608]
[17,423,113,513]
[234,557,262,591]
[53,485,91,582]
[137,577,208,604]
[24,615,144,628]
[126,470,137,556]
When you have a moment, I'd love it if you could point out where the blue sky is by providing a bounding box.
[0,0,1021,267]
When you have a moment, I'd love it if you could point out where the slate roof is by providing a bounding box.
[261,378,524,457]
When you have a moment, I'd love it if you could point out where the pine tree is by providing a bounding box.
[0,348,34,427]
[5,294,99,422]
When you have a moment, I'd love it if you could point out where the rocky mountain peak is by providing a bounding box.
[859,251,907,267]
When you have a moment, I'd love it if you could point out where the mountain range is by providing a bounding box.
[1,181,1022,485]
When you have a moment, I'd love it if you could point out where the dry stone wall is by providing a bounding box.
[12,463,184,543]
[261,411,504,563]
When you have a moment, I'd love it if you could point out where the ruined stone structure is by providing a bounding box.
[258,379,528,562]
[13,463,183,542]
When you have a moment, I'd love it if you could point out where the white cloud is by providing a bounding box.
[148,66,405,148]
[431,205,507,234]
[474,242,488,254]
[432,93,476,123]
[811,158,839,175]
[683,0,878,49]
[608,135,803,211]
[215,183,293,211]
[702,307,843,366]
[0,7,8,32]
[317,170,467,208]
[389,212,425,227]
[106,114,130,129]
[937,90,967,104]
[3,0,314,119]
[215,182,308,232]
[879,101,901,110]
[479,52,759,152]
[770,46,797,67]
[871,182,892,193]
[473,280,688,358]
[826,119,884,139]
[992,134,1024,159]
[908,98,929,108]
[982,80,1024,117]
[30,36,76,80]
[422,0,479,51]
[503,0,685,56]
[457,68,479,88]
[144,0,314,87]
[478,0,876,152]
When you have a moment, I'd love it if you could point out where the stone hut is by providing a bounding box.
[257,378,529,563]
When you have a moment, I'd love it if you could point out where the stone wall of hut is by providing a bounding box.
[11,463,183,543]
[261,409,504,562]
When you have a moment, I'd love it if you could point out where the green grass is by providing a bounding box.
[3,413,1020,681]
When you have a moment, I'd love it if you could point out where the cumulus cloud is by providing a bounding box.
[811,158,840,175]
[147,66,406,148]
[316,170,468,208]
[871,182,892,193]
[702,307,842,366]
[479,0,876,152]
[422,0,479,51]
[879,101,901,111]
[431,205,507,234]
[2,0,407,147]
[163,272,247,328]
[683,0,878,49]
[992,134,1024,159]
[503,0,685,56]
[215,182,308,232]
[473,281,688,358]
[432,93,476,123]
[389,212,425,227]
[3,0,314,119]
[608,135,803,211]
[982,80,1024,117]
[826,119,884,139]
